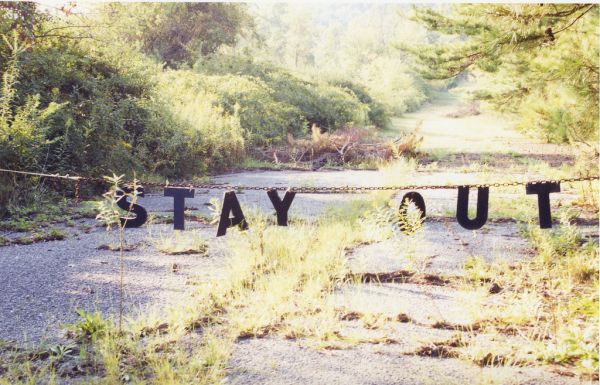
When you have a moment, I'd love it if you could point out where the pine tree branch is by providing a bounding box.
[544,4,591,18]
[553,4,595,35]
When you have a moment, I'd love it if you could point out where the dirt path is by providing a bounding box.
[0,91,594,384]
[389,90,574,165]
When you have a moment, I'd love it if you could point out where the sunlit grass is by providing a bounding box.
[458,213,599,376]
[0,193,395,384]
[153,230,209,255]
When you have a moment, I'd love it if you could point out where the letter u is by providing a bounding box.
[456,187,489,230]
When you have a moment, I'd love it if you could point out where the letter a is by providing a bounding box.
[217,191,248,236]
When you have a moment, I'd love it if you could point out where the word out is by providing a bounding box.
[117,182,562,235]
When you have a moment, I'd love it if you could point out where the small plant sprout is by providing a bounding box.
[207,197,222,225]
[96,173,142,333]
[154,230,209,255]
[70,308,108,342]
[48,344,74,362]
[397,199,424,236]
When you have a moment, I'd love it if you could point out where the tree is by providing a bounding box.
[0,2,43,41]
[103,3,254,67]
[402,4,599,144]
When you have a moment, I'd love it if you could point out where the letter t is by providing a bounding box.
[164,187,195,230]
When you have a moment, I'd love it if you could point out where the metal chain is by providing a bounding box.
[0,168,82,181]
[0,168,598,195]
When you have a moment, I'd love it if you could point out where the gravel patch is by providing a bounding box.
[347,221,530,276]
[333,283,480,326]
[0,222,227,345]
[226,337,581,385]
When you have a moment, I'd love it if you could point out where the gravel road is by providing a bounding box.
[226,337,583,385]
[1,91,596,384]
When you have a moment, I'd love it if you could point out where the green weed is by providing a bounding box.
[69,309,109,342]
[154,230,209,255]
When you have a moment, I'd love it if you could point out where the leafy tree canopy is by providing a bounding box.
[102,3,254,67]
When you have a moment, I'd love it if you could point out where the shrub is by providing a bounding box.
[153,71,247,175]
[328,79,390,128]
[196,72,305,144]
[197,54,375,136]
[0,28,388,191]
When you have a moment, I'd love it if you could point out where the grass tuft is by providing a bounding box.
[154,230,209,255]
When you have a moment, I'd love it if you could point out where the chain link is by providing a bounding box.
[0,168,598,195]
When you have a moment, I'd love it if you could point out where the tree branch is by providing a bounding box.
[553,4,595,35]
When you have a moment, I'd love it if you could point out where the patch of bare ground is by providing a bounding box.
[345,221,533,277]
[0,222,229,344]
[332,283,480,327]
[225,336,583,385]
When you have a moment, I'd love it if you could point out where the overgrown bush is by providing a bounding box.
[153,70,246,175]
[196,54,376,137]
[196,72,305,144]
[356,57,430,115]
[14,41,156,176]
[329,79,390,128]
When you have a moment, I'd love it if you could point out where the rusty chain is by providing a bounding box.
[1,168,598,195]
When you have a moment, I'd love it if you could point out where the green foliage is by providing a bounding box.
[151,70,246,175]
[207,197,222,225]
[14,41,155,176]
[0,32,63,210]
[0,25,245,181]
[197,54,373,138]
[70,308,108,341]
[405,4,599,145]
[198,72,305,144]
[31,227,67,242]
[355,57,431,115]
[0,2,46,53]
[249,4,433,117]
[397,200,425,236]
[96,174,143,332]
[48,344,74,362]
[101,3,254,67]
[154,230,209,255]
[329,79,389,128]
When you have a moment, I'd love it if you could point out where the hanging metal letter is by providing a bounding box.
[526,182,560,229]
[267,189,296,226]
[216,191,248,237]
[456,186,489,230]
[116,186,147,228]
[164,187,195,230]
[399,191,426,219]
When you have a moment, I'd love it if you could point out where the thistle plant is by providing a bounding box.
[397,199,424,236]
[96,174,141,332]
